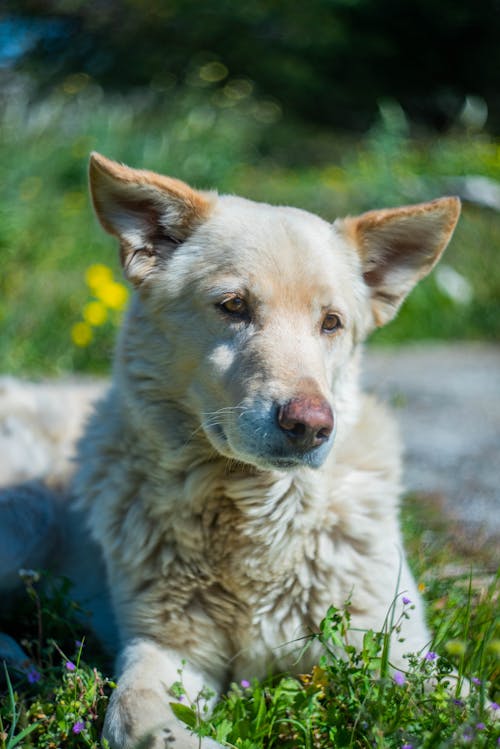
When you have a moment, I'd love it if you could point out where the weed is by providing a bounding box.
[175,601,499,748]
[0,573,112,749]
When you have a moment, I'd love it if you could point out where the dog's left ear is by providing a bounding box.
[337,197,461,326]
[89,152,215,285]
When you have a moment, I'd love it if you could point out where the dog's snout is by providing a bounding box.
[277,396,334,450]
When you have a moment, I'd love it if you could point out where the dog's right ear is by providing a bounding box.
[89,152,215,285]
[336,197,461,327]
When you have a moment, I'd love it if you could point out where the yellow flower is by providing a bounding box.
[96,280,129,310]
[83,300,108,327]
[85,264,114,293]
[418,582,426,593]
[71,321,93,347]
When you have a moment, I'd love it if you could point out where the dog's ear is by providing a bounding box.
[89,152,214,285]
[337,197,461,326]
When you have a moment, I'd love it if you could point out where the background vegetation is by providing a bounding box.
[1,1,500,374]
[5,0,500,131]
[1,77,500,374]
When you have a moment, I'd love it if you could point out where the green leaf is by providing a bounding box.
[7,722,40,748]
[253,691,267,731]
[170,702,197,730]
[215,718,233,742]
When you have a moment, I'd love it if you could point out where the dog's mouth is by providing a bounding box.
[203,412,336,471]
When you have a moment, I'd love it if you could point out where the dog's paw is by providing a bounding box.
[145,728,223,749]
[107,723,222,749]
[128,725,187,749]
[103,687,224,749]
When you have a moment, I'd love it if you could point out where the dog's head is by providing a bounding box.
[89,153,460,471]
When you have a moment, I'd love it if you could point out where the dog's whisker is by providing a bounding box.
[200,406,246,419]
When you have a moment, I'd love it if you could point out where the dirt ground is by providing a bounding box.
[364,343,500,553]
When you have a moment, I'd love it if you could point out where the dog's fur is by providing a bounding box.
[5,154,462,748]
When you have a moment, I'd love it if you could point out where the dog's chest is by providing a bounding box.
[111,454,398,671]
[194,485,353,651]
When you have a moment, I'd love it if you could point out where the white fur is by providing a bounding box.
[1,154,461,748]
[72,161,461,748]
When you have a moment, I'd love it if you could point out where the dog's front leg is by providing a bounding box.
[103,638,223,749]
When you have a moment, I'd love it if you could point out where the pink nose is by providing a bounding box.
[277,395,334,450]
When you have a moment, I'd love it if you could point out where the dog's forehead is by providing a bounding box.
[211,194,332,247]
[198,195,355,294]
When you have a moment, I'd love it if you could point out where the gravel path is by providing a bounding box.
[364,343,500,543]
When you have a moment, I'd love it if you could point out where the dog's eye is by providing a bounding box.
[219,296,249,319]
[321,313,342,334]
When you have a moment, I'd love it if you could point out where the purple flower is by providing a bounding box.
[476,722,486,731]
[393,670,406,686]
[472,677,481,685]
[490,702,499,711]
[424,651,438,661]
[65,661,76,671]
[402,744,413,749]
[240,679,251,688]
[26,667,41,684]
[453,698,464,707]
[75,640,83,648]
[72,721,85,734]
[402,596,411,605]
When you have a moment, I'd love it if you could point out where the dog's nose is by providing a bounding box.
[277,396,334,450]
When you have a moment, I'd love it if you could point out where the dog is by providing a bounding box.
[2,153,461,748]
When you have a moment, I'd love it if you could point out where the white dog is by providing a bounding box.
[1,153,461,748]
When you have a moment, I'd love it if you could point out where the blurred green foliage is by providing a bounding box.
[4,0,500,132]
[0,76,499,375]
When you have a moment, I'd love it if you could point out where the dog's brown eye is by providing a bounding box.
[219,296,249,319]
[321,313,342,334]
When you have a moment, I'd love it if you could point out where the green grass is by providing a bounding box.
[1,80,500,375]
[178,605,498,748]
[0,573,112,749]
[1,497,498,748]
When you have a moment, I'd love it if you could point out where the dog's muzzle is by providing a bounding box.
[203,393,336,471]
